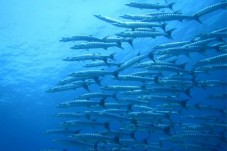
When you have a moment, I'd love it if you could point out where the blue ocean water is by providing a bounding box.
[0,0,226,151]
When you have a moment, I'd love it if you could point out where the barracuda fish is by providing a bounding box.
[101,109,128,114]
[195,64,227,72]
[45,129,81,135]
[143,14,201,23]
[53,139,93,148]
[70,42,123,50]
[102,85,145,91]
[147,10,182,16]
[153,41,191,49]
[127,111,171,121]
[69,69,113,77]
[57,100,104,108]
[115,98,149,105]
[119,14,153,21]
[177,143,219,151]
[155,54,176,61]
[114,75,154,82]
[197,32,227,39]
[193,27,227,41]
[147,65,193,75]
[131,71,160,77]
[63,53,115,63]
[52,112,87,118]
[71,133,121,144]
[183,38,218,47]
[121,89,149,95]
[181,115,221,122]
[194,53,227,67]
[112,22,166,31]
[78,92,116,100]
[84,61,121,67]
[147,87,191,98]
[101,36,134,47]
[196,80,227,88]
[132,105,155,112]
[169,132,226,143]
[125,122,172,135]
[46,81,93,92]
[193,1,227,17]
[120,11,181,21]
[58,76,100,86]
[91,111,133,122]
[125,2,175,10]
[135,60,186,69]
[133,28,157,32]
[207,93,227,100]
[59,120,110,130]
[153,77,195,87]
[57,77,82,85]
[116,29,175,39]
[138,95,172,102]
[161,76,194,83]
[154,47,207,56]
[40,149,67,151]
[101,103,132,111]
[94,15,122,23]
[187,103,225,114]
[59,35,102,42]
[100,129,136,139]
[113,53,148,78]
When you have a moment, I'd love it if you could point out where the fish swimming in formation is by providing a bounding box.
[44,1,227,151]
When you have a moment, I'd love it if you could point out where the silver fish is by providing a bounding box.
[71,42,123,50]
[125,2,175,10]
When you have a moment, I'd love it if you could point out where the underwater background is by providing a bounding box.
[0,0,226,151]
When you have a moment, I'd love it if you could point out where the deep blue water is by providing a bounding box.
[0,0,226,151]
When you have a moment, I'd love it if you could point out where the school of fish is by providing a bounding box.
[43,1,227,151]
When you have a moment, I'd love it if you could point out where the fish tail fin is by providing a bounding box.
[130,130,137,140]
[193,14,202,24]
[154,75,160,84]
[220,132,227,143]
[179,62,187,69]
[194,103,200,110]
[94,76,101,86]
[161,23,167,31]
[181,99,189,109]
[164,126,171,136]
[99,98,106,107]
[148,51,156,63]
[103,58,108,64]
[102,36,108,41]
[127,104,133,112]
[142,136,149,145]
[94,141,99,151]
[112,92,118,99]
[168,3,175,10]
[173,10,182,14]
[165,28,176,39]
[185,87,192,98]
[113,70,119,79]
[110,52,116,60]
[128,39,134,48]
[82,83,90,92]
[117,42,124,49]
[104,122,110,131]
[114,136,121,145]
